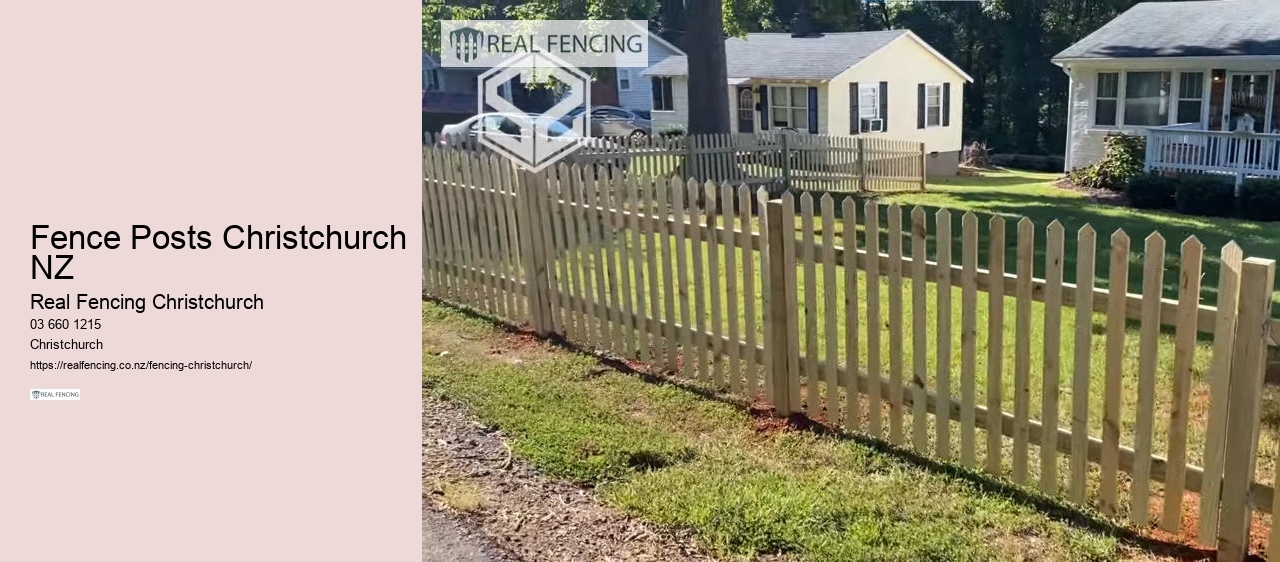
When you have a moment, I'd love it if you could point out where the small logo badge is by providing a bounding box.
[448,27,484,63]
[30,389,80,401]
[32,390,40,399]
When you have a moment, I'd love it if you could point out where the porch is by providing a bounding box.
[1145,125,1280,185]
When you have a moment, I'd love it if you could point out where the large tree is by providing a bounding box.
[684,0,732,135]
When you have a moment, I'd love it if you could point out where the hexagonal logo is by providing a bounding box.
[477,49,590,172]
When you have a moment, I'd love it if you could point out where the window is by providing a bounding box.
[925,84,943,127]
[769,85,809,128]
[651,77,674,111]
[618,69,632,91]
[1095,72,1119,126]
[858,84,879,120]
[1123,71,1170,126]
[1176,72,1204,125]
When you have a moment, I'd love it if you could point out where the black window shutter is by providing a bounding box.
[850,82,859,134]
[651,77,661,110]
[917,83,926,129]
[943,83,951,127]
[879,81,888,132]
[663,78,673,111]
[758,85,769,130]
[808,87,819,134]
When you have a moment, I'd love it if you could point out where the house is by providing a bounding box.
[1052,0,1280,177]
[640,30,972,176]
[422,51,552,135]
[613,34,686,115]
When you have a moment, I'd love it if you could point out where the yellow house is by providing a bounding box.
[641,29,972,176]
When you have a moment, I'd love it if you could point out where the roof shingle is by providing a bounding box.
[643,30,908,80]
[1053,0,1280,60]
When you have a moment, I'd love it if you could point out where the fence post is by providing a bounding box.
[1216,256,1276,561]
[780,133,792,192]
[857,137,868,191]
[919,143,927,190]
[517,168,554,337]
[765,198,798,415]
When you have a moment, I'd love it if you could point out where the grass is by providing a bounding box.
[426,166,1280,549]
[423,300,1142,561]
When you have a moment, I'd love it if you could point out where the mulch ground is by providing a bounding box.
[422,390,716,562]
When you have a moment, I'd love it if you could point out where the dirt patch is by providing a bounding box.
[423,392,716,562]
[1053,176,1127,206]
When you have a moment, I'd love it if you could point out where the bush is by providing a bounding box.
[1125,173,1177,209]
[657,126,686,139]
[1240,178,1280,221]
[1175,174,1236,217]
[989,153,1064,172]
[1069,134,1146,191]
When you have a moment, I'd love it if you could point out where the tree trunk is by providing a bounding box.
[685,0,730,135]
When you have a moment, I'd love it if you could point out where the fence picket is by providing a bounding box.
[674,180,692,378]
[1200,242,1243,542]
[911,206,929,454]
[960,212,978,468]
[586,173,610,352]
[760,187,775,401]
[626,176,645,359]
[1041,220,1065,495]
[1070,225,1097,504]
[1013,217,1035,485]
[660,178,679,372]
[782,192,802,411]
[865,200,884,439]
[741,186,759,399]
[566,167,588,345]
[822,194,840,421]
[723,183,741,394]
[616,174,635,358]
[887,204,905,445]
[936,209,953,460]
[1131,232,1166,526]
[1162,236,1203,532]
[603,172,623,355]
[843,197,860,430]
[802,192,819,412]
[690,181,708,381]
[1101,229,1130,516]
[985,216,1006,475]
[706,181,724,387]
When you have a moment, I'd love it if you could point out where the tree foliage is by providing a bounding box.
[423,0,1192,154]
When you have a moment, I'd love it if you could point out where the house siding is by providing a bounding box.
[1066,69,1106,171]
[618,39,683,113]
[650,76,689,133]
[830,35,965,156]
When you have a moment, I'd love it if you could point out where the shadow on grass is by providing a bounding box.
[423,294,1219,562]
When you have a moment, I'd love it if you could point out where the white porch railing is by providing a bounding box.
[1145,125,1280,186]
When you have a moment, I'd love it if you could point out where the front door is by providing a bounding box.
[1225,72,1273,133]
[736,87,755,133]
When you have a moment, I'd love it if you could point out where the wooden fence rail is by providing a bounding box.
[423,145,1278,561]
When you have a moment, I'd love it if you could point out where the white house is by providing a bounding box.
[613,35,685,115]
[640,30,972,175]
[1053,0,1280,179]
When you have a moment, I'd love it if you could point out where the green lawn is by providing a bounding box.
[882,169,1280,307]
[424,301,1156,561]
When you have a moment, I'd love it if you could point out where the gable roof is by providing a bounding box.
[1053,0,1280,61]
[642,30,971,82]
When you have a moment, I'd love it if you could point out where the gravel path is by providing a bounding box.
[422,391,715,562]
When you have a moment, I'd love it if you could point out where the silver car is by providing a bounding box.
[560,106,652,142]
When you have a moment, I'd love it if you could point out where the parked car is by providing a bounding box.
[559,106,652,142]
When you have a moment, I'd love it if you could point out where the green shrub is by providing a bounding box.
[1175,174,1236,217]
[1125,173,1177,209]
[1240,178,1280,221]
[1069,134,1146,191]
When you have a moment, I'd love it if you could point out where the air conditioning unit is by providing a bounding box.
[861,118,884,133]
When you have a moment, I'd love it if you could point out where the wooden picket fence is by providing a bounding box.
[425,130,927,193]
[422,145,1280,561]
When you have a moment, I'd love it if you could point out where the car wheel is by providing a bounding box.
[628,129,648,144]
